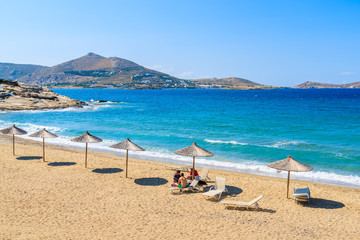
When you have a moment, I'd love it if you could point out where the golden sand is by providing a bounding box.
[0,135,359,239]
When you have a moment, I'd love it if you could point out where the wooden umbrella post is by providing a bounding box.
[192,156,195,180]
[85,142,88,168]
[287,170,290,198]
[126,149,129,178]
[12,134,15,155]
[43,137,45,162]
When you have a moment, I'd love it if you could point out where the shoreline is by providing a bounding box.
[1,129,359,189]
[0,134,358,190]
[1,133,359,239]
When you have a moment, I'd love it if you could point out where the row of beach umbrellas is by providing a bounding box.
[0,124,313,198]
[0,125,213,179]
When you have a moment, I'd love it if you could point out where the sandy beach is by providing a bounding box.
[0,134,359,239]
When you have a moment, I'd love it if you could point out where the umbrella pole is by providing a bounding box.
[287,170,290,198]
[43,137,45,162]
[192,156,195,180]
[85,142,88,168]
[12,134,15,155]
[126,149,129,178]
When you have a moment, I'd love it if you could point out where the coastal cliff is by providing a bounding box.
[0,79,85,110]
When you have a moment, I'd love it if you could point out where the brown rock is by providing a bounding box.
[0,79,85,111]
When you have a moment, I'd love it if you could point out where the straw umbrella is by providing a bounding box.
[71,131,102,168]
[109,138,145,178]
[174,142,214,180]
[268,155,313,198]
[29,128,58,162]
[0,124,27,155]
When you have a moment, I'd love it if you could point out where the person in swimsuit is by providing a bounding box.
[178,173,188,188]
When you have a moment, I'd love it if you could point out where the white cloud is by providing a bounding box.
[146,65,174,73]
[340,72,355,75]
[176,72,194,78]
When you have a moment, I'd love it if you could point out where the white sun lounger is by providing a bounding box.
[168,179,200,194]
[164,165,190,172]
[202,177,228,200]
[293,187,310,203]
[220,195,263,210]
[199,167,210,182]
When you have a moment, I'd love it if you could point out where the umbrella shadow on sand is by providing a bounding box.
[17,156,43,160]
[48,162,77,167]
[92,168,123,174]
[134,177,168,186]
[305,198,345,209]
[226,186,243,196]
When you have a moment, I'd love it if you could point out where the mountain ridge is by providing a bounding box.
[1,53,269,89]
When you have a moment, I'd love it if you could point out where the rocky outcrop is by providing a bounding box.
[0,79,85,110]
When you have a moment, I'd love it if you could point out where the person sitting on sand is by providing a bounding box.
[178,173,188,188]
[187,168,199,180]
[172,170,181,187]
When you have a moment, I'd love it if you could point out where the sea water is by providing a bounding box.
[1,89,359,188]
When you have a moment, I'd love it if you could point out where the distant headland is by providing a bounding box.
[294,81,360,89]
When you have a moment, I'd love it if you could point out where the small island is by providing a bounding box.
[0,79,85,111]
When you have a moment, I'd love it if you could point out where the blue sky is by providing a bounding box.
[1,0,359,86]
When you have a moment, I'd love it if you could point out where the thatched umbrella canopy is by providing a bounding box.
[29,128,58,162]
[174,142,214,179]
[71,131,102,168]
[109,138,145,178]
[268,155,313,198]
[0,124,27,155]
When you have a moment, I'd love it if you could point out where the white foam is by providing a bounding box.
[264,140,304,148]
[0,103,112,114]
[205,139,248,145]
[88,100,126,104]
[0,120,63,133]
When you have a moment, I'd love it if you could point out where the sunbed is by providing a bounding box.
[199,167,210,182]
[220,195,263,210]
[202,177,229,200]
[293,187,310,203]
[164,165,190,172]
[168,179,200,194]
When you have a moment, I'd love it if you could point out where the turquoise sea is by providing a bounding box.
[1,89,359,187]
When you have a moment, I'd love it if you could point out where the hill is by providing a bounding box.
[0,53,268,89]
[191,77,275,89]
[17,53,195,89]
[295,81,360,88]
[0,62,47,80]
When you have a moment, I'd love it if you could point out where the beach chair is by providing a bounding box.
[220,195,263,211]
[293,187,311,203]
[168,179,200,194]
[202,177,229,200]
[164,165,190,172]
[199,167,210,182]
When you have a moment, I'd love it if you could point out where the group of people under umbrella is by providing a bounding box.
[1,124,313,198]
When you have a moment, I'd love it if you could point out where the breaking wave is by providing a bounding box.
[205,139,248,145]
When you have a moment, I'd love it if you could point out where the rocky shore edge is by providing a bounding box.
[0,79,85,111]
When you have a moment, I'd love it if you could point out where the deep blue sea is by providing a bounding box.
[1,89,359,187]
